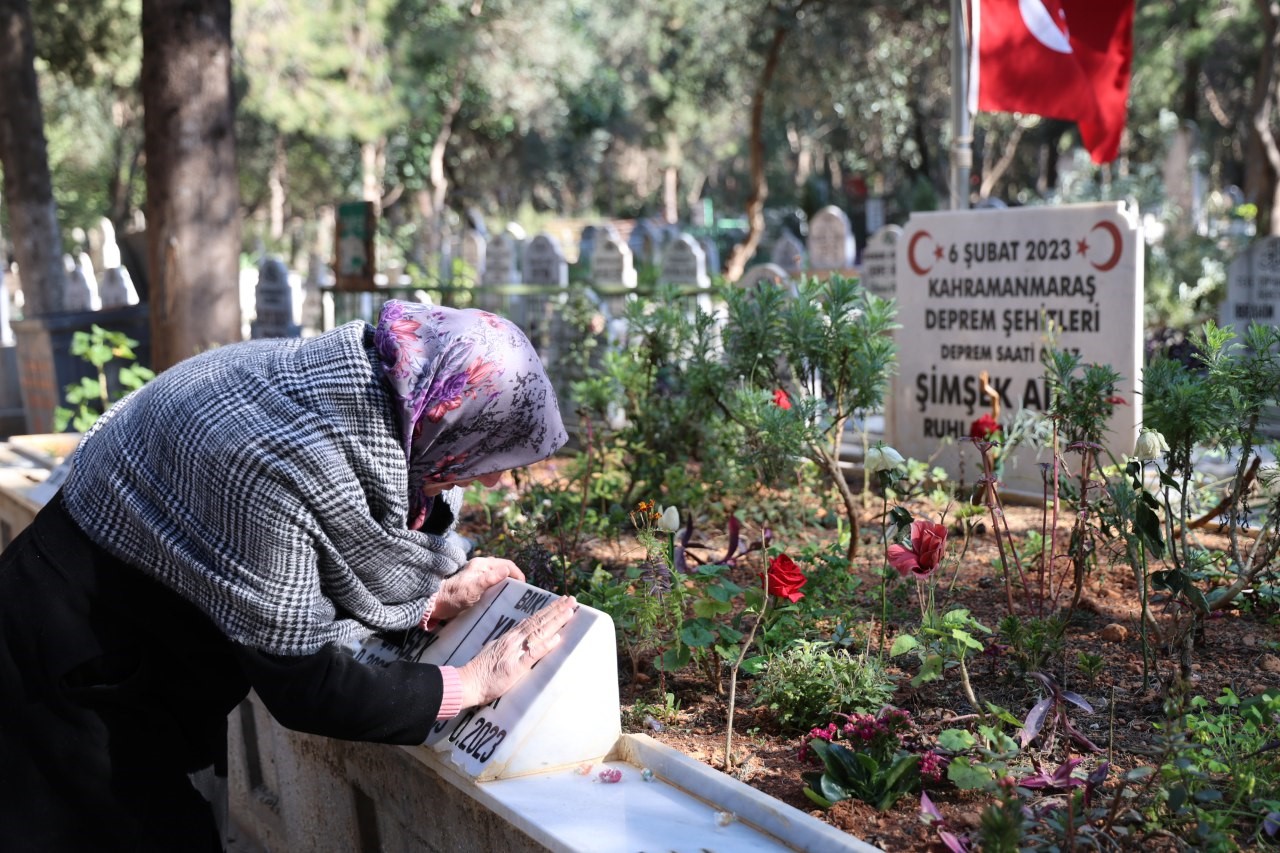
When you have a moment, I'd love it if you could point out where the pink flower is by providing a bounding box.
[887,519,948,579]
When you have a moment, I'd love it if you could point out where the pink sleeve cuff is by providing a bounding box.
[437,665,464,720]
[419,590,441,632]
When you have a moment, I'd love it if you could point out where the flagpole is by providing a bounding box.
[950,0,972,210]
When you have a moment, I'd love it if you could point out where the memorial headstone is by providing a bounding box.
[97,268,134,310]
[459,229,486,282]
[627,220,660,268]
[890,202,1143,497]
[737,263,792,293]
[807,205,856,271]
[577,225,599,272]
[250,257,301,339]
[659,233,710,288]
[771,231,806,277]
[591,232,637,289]
[482,233,520,286]
[523,233,569,286]
[64,256,95,312]
[1222,235,1280,338]
[860,225,902,300]
[698,236,721,279]
[353,579,619,781]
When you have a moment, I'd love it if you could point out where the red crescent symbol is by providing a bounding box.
[1089,221,1123,272]
[908,230,934,275]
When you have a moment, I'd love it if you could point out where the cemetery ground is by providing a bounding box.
[456,458,1280,852]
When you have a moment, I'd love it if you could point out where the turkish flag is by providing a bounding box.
[969,0,1135,163]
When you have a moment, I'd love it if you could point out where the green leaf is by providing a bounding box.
[679,618,717,648]
[655,645,691,672]
[947,756,995,790]
[802,787,833,809]
[889,634,919,657]
[938,729,976,752]
[910,653,944,686]
[692,597,732,618]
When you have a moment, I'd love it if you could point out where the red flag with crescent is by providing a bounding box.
[969,0,1135,164]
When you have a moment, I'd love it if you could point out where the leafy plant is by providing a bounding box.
[53,324,155,432]
[1017,672,1103,755]
[753,640,895,732]
[802,708,922,811]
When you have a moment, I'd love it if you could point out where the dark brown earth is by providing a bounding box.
[460,459,1280,852]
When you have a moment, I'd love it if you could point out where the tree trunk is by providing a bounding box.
[0,0,68,317]
[1245,0,1280,235]
[142,0,241,371]
[269,135,287,243]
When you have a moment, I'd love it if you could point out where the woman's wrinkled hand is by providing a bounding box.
[434,557,525,622]
[455,595,577,709]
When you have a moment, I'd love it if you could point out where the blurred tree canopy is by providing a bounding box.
[2,0,1273,328]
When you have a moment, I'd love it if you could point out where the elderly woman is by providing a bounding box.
[0,300,575,851]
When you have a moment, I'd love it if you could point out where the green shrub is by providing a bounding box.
[754,640,894,732]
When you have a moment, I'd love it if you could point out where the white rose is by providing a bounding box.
[657,505,681,533]
[865,444,906,473]
[1133,429,1169,462]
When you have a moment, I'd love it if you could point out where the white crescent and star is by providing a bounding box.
[1020,0,1073,54]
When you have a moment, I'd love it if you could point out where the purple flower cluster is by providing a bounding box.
[918,750,946,784]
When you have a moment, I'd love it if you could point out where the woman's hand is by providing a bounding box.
[434,557,525,622]
[455,595,577,709]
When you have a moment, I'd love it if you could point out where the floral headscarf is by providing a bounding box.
[374,300,568,528]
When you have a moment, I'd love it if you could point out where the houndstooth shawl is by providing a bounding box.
[60,321,469,655]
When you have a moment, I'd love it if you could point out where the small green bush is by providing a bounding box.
[754,640,894,732]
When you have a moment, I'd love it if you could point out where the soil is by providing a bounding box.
[460,461,1280,852]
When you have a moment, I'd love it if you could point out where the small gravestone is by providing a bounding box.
[771,231,807,277]
[659,234,709,288]
[807,205,856,271]
[64,256,95,312]
[577,225,599,271]
[460,230,486,281]
[860,225,902,299]
[738,263,792,293]
[591,232,637,288]
[524,234,569,286]
[627,221,660,267]
[1222,236,1280,337]
[98,267,134,309]
[250,257,301,339]
[698,236,721,279]
[353,579,619,781]
[482,233,520,286]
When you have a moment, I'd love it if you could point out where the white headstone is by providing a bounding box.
[1222,236,1280,337]
[737,263,792,293]
[771,232,806,276]
[353,579,619,782]
[698,236,721,279]
[483,233,520,286]
[577,225,599,269]
[98,267,134,309]
[627,221,660,267]
[524,234,569,286]
[64,255,94,312]
[591,233,637,288]
[860,225,902,299]
[460,230,487,281]
[250,257,301,339]
[890,202,1144,497]
[658,233,709,288]
[807,206,856,271]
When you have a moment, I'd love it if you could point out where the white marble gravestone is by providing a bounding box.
[250,257,301,339]
[591,232,637,288]
[807,206,856,271]
[860,225,902,300]
[737,263,792,294]
[1221,236,1280,338]
[354,579,619,782]
[524,234,569,286]
[659,233,710,288]
[890,201,1143,497]
[64,256,95,312]
[771,232,806,277]
[483,233,520,286]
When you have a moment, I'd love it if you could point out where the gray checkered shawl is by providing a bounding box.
[60,321,468,655]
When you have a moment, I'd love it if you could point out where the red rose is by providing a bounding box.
[766,553,807,602]
[887,519,948,579]
[773,388,792,410]
[970,413,1001,441]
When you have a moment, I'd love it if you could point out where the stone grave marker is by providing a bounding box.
[698,236,721,279]
[737,263,793,294]
[352,579,619,781]
[64,256,95,312]
[1221,235,1280,338]
[860,225,902,299]
[659,233,710,288]
[627,220,661,268]
[460,229,487,282]
[523,233,569,286]
[591,232,637,289]
[97,268,135,310]
[890,201,1143,498]
[482,233,520,286]
[771,231,807,277]
[250,257,301,339]
[807,205,856,271]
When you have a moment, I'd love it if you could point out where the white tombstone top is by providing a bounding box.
[860,225,902,299]
[98,267,134,309]
[64,256,95,312]
[737,263,792,293]
[460,230,487,280]
[659,233,709,288]
[524,233,569,286]
[699,236,721,279]
[483,233,520,286]
[591,233,637,288]
[628,221,660,267]
[807,205,856,271]
[889,201,1144,497]
[1221,236,1280,338]
[251,257,301,339]
[354,579,620,782]
[771,232,806,276]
